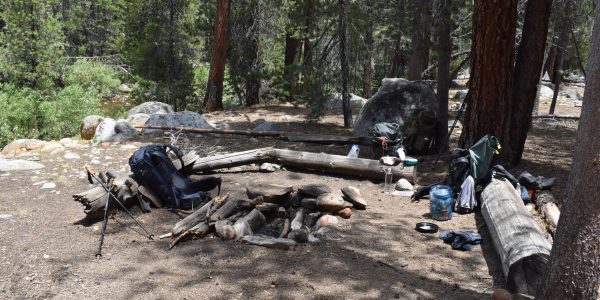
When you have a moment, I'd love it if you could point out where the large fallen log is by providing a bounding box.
[190,148,416,183]
[134,125,371,145]
[481,178,552,296]
[72,172,139,221]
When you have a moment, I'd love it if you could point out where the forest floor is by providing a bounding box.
[0,85,581,299]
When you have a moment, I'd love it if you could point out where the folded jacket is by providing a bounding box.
[439,230,482,251]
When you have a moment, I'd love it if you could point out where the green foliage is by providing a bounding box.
[0,84,42,145]
[0,83,102,145]
[0,0,66,89]
[63,60,121,98]
[39,84,102,139]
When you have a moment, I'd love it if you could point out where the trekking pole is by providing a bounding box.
[431,97,468,170]
[85,167,154,257]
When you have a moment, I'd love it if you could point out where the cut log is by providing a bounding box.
[169,222,212,248]
[72,172,139,221]
[255,203,285,219]
[209,198,241,222]
[341,186,367,210]
[171,194,229,236]
[190,148,416,183]
[242,235,297,250]
[279,218,291,238]
[481,178,552,296]
[134,125,370,145]
[291,208,305,230]
[232,209,267,239]
[246,183,293,203]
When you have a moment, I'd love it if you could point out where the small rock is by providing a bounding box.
[454,90,468,100]
[100,142,111,149]
[80,115,105,140]
[313,215,339,231]
[63,152,81,160]
[43,254,50,259]
[118,83,132,94]
[337,207,352,219]
[316,193,346,213]
[41,182,56,189]
[63,263,72,269]
[396,179,413,191]
[341,186,367,210]
[249,137,260,144]
[259,163,280,172]
[491,289,512,300]
[1,139,46,156]
[32,181,47,186]
[90,159,100,165]
[0,214,13,220]
[0,160,44,172]
[251,121,281,132]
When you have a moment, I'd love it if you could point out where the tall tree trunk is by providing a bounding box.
[538,3,600,298]
[461,0,518,150]
[505,0,553,165]
[548,11,569,115]
[245,1,261,107]
[388,39,403,78]
[408,0,432,81]
[284,33,301,102]
[301,1,314,85]
[338,0,352,127]
[362,15,374,98]
[203,0,231,112]
[436,0,452,152]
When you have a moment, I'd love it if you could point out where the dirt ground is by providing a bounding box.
[0,90,580,299]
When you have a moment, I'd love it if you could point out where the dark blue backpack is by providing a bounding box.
[128,144,220,210]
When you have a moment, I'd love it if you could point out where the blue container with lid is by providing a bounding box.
[429,184,453,221]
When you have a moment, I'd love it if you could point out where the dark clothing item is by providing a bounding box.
[439,230,481,251]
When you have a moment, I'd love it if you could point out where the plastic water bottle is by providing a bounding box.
[384,167,394,194]
[397,147,406,162]
[347,144,360,158]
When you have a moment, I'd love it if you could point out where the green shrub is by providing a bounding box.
[39,84,102,139]
[0,84,42,146]
[63,60,121,98]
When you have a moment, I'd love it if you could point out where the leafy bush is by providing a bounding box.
[63,60,121,98]
[0,84,42,146]
[39,84,102,139]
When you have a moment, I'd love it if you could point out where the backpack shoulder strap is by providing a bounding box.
[162,144,185,170]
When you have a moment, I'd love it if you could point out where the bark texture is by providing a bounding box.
[461,0,518,150]
[203,0,231,112]
[408,0,432,81]
[436,0,451,152]
[506,0,553,165]
[538,3,600,298]
[338,0,352,127]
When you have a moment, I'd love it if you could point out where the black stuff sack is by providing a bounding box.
[370,122,403,159]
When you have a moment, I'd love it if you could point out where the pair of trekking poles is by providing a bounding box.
[85,166,154,258]
[431,95,468,170]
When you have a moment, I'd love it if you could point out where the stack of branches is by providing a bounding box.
[169,182,368,250]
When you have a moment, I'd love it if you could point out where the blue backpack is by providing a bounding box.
[128,144,220,210]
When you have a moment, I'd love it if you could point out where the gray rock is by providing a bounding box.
[395,178,413,191]
[80,115,105,140]
[63,152,80,160]
[143,111,214,133]
[353,78,439,137]
[127,113,151,128]
[453,90,468,100]
[112,119,138,142]
[128,101,174,116]
[118,84,132,94]
[451,79,464,88]
[259,163,280,172]
[92,118,117,144]
[539,85,554,99]
[0,159,44,171]
[0,214,12,220]
[41,182,56,189]
[560,88,582,100]
[327,93,368,109]
[252,121,281,132]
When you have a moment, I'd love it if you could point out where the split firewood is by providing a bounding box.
[535,190,560,231]
[290,208,305,230]
[171,194,229,236]
[279,218,291,238]
[316,193,352,213]
[246,183,293,204]
[242,235,297,250]
[341,186,367,210]
[170,222,212,248]
[255,203,285,219]
[209,198,242,222]
[138,185,163,208]
[232,208,267,239]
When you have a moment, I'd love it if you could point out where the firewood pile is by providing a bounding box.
[169,182,368,250]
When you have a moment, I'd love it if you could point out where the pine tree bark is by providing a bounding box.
[408,0,432,81]
[203,0,231,112]
[548,6,569,115]
[461,0,518,150]
[284,33,301,102]
[505,0,553,165]
[362,4,374,98]
[338,0,352,127]
[537,4,600,298]
[244,0,261,107]
[435,0,451,152]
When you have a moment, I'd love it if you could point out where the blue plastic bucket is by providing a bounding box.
[429,184,453,221]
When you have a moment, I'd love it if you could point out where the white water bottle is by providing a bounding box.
[397,147,406,162]
[347,144,360,158]
[384,167,394,194]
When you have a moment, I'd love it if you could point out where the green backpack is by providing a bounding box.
[370,122,403,159]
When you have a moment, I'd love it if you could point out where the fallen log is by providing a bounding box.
[133,125,371,145]
[481,178,552,296]
[532,114,580,120]
[232,208,267,239]
[72,172,139,221]
[190,148,416,183]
